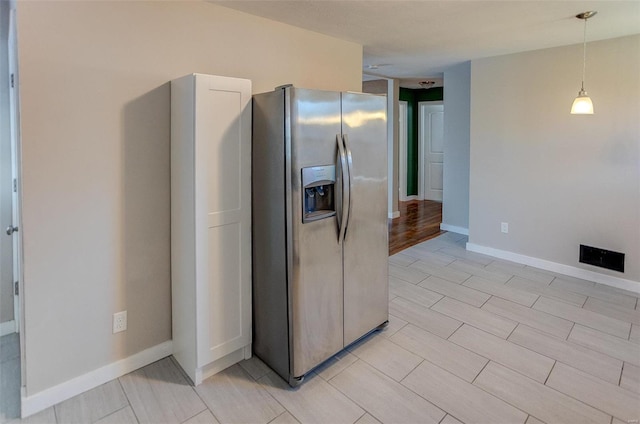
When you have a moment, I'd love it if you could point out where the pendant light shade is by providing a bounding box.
[571,11,597,115]
[571,89,594,114]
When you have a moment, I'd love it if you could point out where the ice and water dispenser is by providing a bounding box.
[302,165,336,223]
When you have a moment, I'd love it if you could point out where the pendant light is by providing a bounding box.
[571,11,597,114]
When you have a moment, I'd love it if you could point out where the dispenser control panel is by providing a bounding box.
[301,165,337,223]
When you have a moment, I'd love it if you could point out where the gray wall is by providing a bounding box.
[470,35,640,283]
[0,0,14,326]
[442,62,471,232]
[16,1,362,396]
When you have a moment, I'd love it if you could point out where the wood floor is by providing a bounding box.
[389,200,444,255]
[8,233,639,424]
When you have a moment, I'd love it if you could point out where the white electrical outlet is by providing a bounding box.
[113,311,127,334]
[501,222,509,234]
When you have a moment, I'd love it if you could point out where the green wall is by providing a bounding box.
[399,87,443,196]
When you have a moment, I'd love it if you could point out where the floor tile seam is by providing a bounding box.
[392,293,450,313]
[390,287,445,307]
[567,335,640,367]
[255,371,301,423]
[417,281,489,307]
[409,263,470,285]
[508,323,626,372]
[584,296,640,314]
[542,365,627,423]
[389,272,431,286]
[482,298,577,336]
[349,337,425,382]
[447,323,556,382]
[459,283,539,308]
[618,363,626,386]
[115,377,138,424]
[453,267,513,285]
[385,326,454,354]
[548,360,640,399]
[324,360,390,424]
[326,358,362,385]
[433,298,519,334]
[478,294,494,308]
[52,403,61,424]
[551,284,635,307]
[94,405,136,424]
[184,378,224,424]
[399,357,531,423]
[473,360,612,423]
[581,303,640,329]
[532,299,632,337]
[394,357,474,420]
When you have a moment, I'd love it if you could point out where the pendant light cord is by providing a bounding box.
[581,17,587,91]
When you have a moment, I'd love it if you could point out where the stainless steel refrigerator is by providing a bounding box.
[252,86,389,386]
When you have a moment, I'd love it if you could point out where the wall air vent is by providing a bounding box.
[579,245,625,273]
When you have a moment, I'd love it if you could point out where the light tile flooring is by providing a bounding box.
[3,233,640,424]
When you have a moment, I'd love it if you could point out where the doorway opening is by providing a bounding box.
[1,4,24,421]
[393,85,444,254]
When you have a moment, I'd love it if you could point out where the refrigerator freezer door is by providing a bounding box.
[341,92,389,346]
[288,88,345,378]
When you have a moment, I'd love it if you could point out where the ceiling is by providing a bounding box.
[211,1,640,84]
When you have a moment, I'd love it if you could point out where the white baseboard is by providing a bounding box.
[21,340,173,418]
[0,320,16,337]
[440,224,469,236]
[388,211,400,219]
[466,242,640,294]
[192,346,248,385]
[400,195,419,201]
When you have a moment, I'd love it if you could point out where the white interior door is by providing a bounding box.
[8,6,26,386]
[398,101,408,201]
[418,102,444,202]
[7,8,22,336]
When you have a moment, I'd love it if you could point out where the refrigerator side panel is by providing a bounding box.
[251,91,290,379]
[341,92,389,346]
[289,88,345,378]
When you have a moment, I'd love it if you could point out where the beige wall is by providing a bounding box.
[470,35,640,283]
[16,1,362,395]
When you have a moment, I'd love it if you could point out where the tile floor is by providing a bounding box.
[3,233,640,424]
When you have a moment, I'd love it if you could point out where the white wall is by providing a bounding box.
[0,0,14,326]
[16,1,362,397]
[442,62,471,233]
[469,35,640,284]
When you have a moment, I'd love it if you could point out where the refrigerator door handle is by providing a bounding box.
[336,134,350,244]
[342,134,353,240]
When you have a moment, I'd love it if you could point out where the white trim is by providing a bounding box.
[398,101,409,201]
[417,101,444,202]
[388,211,400,219]
[440,223,469,236]
[21,340,173,418]
[466,243,640,295]
[0,320,16,336]
[192,346,248,385]
[403,195,419,201]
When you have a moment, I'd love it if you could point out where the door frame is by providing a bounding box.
[8,6,26,387]
[417,101,444,201]
[398,100,409,201]
[8,7,23,333]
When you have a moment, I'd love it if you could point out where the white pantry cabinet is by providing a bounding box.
[171,74,252,385]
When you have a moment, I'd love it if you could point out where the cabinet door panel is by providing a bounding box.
[195,75,251,367]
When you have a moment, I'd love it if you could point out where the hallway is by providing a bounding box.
[389,200,443,255]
